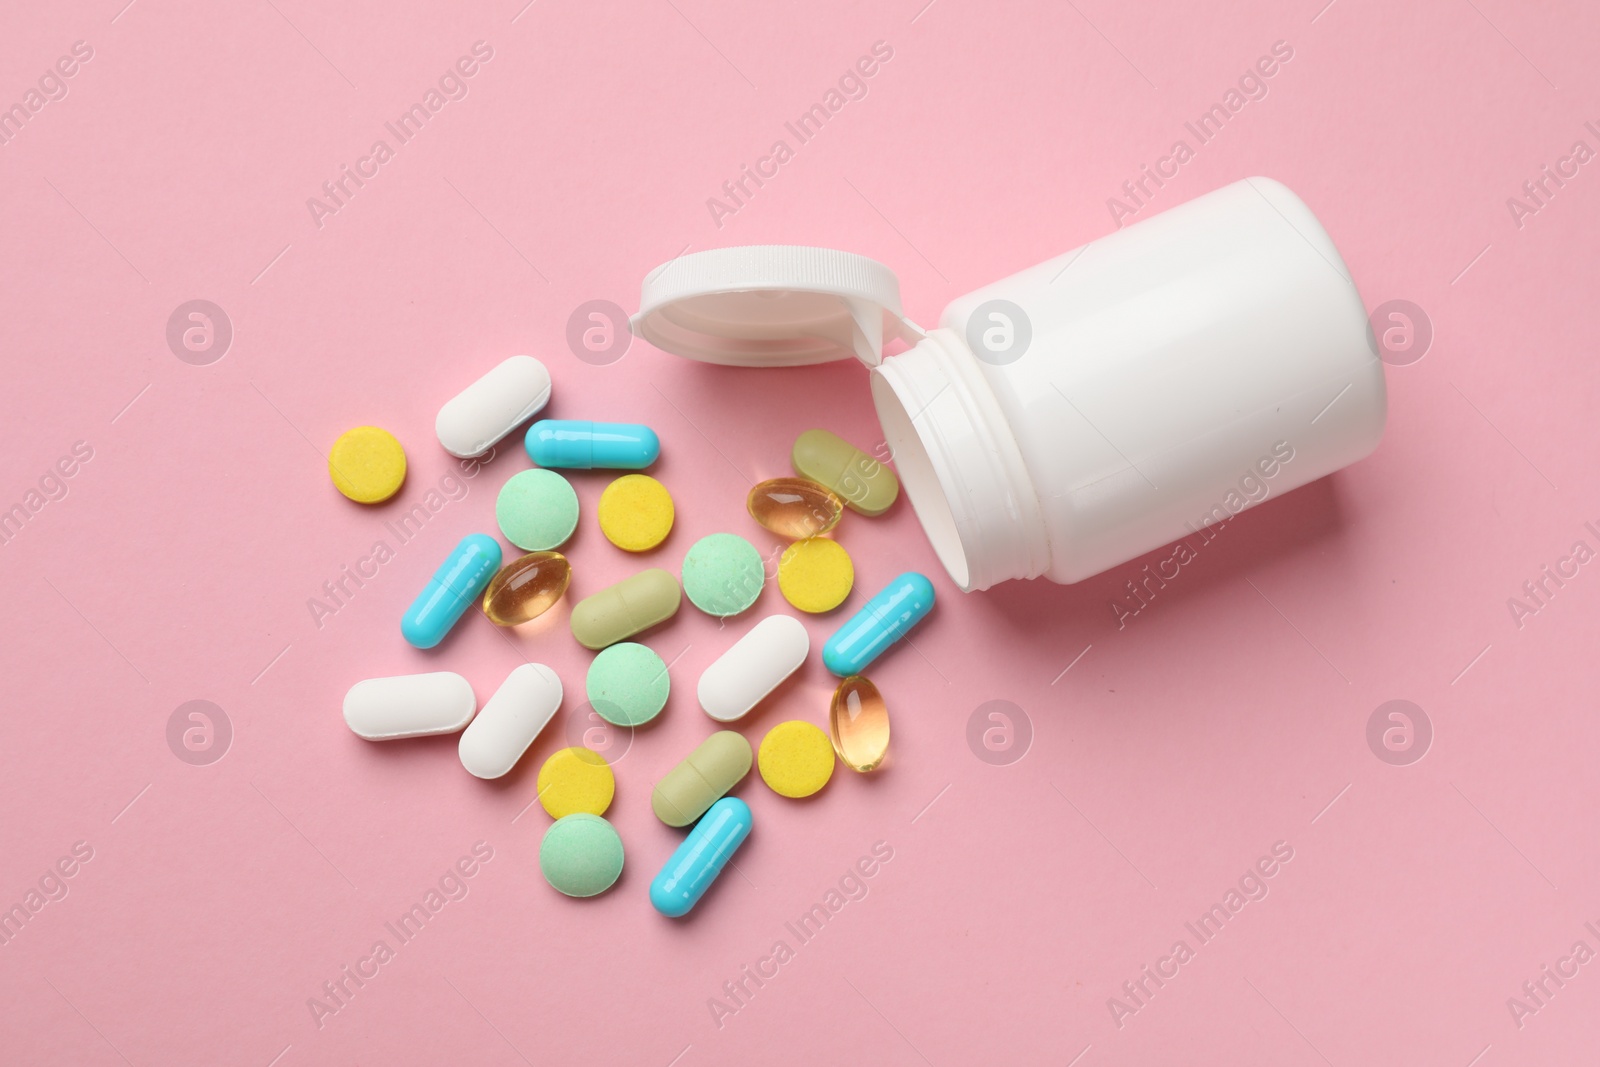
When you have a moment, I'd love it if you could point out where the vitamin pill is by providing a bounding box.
[829,675,889,772]
[481,551,570,626]
[435,355,552,458]
[569,567,681,649]
[329,426,407,504]
[457,664,563,779]
[343,671,475,740]
[525,419,660,469]
[652,731,752,827]
[586,642,670,726]
[777,538,854,613]
[746,477,843,538]
[681,532,764,617]
[791,428,899,516]
[540,814,624,898]
[649,797,752,917]
[537,747,616,818]
[757,721,835,798]
[597,474,674,551]
[401,534,503,649]
[822,571,935,676]
[496,468,579,551]
[697,614,810,723]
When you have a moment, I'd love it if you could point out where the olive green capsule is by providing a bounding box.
[791,428,899,517]
[651,731,753,827]
[569,568,681,650]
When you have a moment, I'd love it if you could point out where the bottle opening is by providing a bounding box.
[870,330,1051,592]
[869,367,972,591]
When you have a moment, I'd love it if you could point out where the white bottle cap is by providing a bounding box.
[632,245,923,367]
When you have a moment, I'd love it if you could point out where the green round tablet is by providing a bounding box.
[587,642,670,726]
[496,469,579,551]
[538,814,624,898]
[681,532,764,617]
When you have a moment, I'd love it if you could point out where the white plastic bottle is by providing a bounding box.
[634,177,1386,592]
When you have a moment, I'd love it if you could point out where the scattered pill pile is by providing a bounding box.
[335,354,934,915]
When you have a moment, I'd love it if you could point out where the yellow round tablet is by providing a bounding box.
[777,538,854,613]
[537,747,615,819]
[328,426,406,504]
[757,721,835,799]
[597,474,674,551]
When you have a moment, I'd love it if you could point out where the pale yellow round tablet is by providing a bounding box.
[597,474,674,551]
[329,426,406,504]
[757,721,835,799]
[537,747,616,819]
[777,538,854,613]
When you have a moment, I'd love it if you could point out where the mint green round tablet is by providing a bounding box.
[587,642,670,726]
[496,469,579,551]
[681,533,764,617]
[539,814,624,898]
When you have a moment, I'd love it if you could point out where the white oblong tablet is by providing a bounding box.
[458,663,563,779]
[344,672,476,740]
[698,614,810,722]
[436,355,553,458]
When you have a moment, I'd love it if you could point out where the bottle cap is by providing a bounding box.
[632,245,923,368]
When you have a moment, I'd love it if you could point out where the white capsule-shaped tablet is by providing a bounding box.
[698,614,810,722]
[344,671,476,740]
[458,663,563,779]
[436,355,553,458]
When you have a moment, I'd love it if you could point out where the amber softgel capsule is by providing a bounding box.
[747,477,844,539]
[482,551,571,626]
[829,675,890,772]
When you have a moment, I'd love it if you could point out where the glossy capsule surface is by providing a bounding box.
[525,419,660,469]
[401,533,502,648]
[481,551,571,626]
[821,571,935,676]
[650,797,752,918]
[829,675,890,771]
[746,478,843,539]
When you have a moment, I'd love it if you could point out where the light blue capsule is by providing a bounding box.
[525,419,660,469]
[822,571,935,676]
[400,533,502,649]
[650,796,751,918]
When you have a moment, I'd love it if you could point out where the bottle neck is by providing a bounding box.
[870,329,1050,591]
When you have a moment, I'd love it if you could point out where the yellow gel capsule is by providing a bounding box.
[482,551,571,626]
[791,429,898,517]
[829,675,889,772]
[328,426,407,503]
[747,478,844,539]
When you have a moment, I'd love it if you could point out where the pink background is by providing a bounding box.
[3,0,1597,1063]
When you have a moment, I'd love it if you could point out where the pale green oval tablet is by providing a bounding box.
[792,428,899,517]
[652,730,752,827]
[681,533,764,617]
[496,469,579,551]
[569,568,682,649]
[587,642,670,726]
[539,814,624,898]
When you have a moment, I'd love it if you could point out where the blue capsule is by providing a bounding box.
[400,533,502,649]
[525,419,660,469]
[650,796,751,918]
[822,571,935,676]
